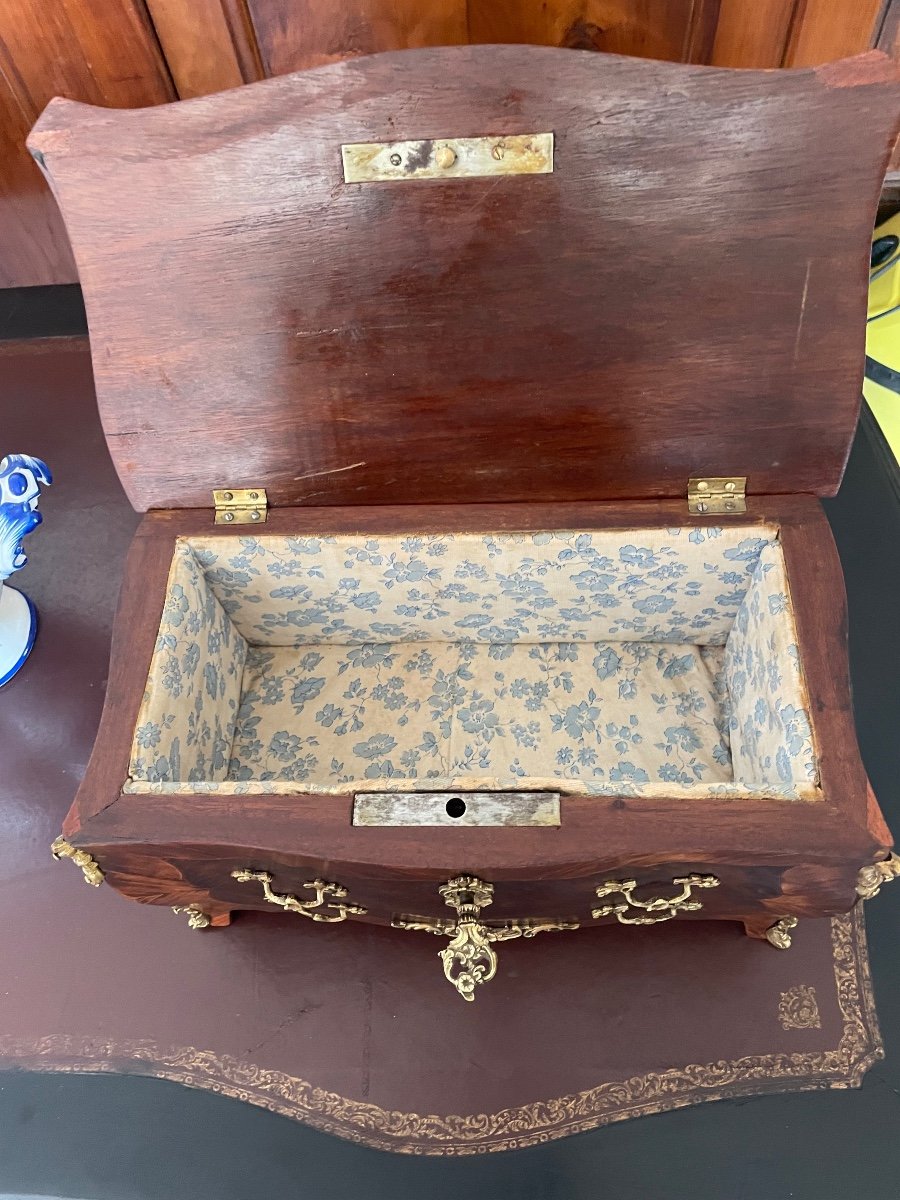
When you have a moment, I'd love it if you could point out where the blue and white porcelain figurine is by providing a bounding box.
[0,454,52,688]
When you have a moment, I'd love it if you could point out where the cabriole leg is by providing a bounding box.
[172,905,232,930]
[743,915,798,949]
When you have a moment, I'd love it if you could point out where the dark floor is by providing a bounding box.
[0,291,899,1199]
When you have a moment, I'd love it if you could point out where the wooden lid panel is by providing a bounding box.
[28,47,900,510]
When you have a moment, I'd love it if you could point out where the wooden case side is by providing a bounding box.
[68,495,889,918]
[63,520,176,834]
[60,831,866,928]
[778,506,885,850]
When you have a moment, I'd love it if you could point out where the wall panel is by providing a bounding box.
[246,0,467,76]
[0,0,174,286]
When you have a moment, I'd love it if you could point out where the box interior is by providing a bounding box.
[125,527,819,800]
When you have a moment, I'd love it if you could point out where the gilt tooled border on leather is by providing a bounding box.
[0,910,882,1155]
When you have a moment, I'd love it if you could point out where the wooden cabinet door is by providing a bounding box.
[0,0,174,287]
[241,0,468,75]
[876,0,900,175]
[467,0,718,61]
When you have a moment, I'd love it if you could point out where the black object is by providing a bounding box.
[871,235,899,269]
[0,284,87,340]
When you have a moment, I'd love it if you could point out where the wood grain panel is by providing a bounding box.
[218,0,267,83]
[246,0,467,76]
[784,0,884,66]
[682,0,721,63]
[0,0,173,111]
[879,0,900,57]
[29,49,900,510]
[0,0,175,286]
[876,0,900,174]
[0,68,76,286]
[144,0,260,97]
[468,0,703,61]
[711,0,795,67]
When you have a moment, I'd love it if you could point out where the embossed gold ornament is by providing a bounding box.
[231,869,366,922]
[393,875,579,1002]
[591,874,719,925]
[172,905,211,929]
[50,836,104,886]
[855,852,900,900]
[778,983,821,1030]
[765,916,798,950]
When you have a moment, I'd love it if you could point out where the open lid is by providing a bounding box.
[29,46,900,512]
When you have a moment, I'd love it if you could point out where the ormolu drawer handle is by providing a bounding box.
[393,875,579,1002]
[592,874,720,925]
[231,869,367,923]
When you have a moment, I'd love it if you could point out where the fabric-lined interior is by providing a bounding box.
[126,528,818,800]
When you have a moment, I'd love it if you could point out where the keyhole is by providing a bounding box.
[445,797,467,819]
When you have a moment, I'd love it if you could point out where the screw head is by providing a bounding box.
[389,153,402,166]
[696,501,709,514]
[724,481,736,492]
[250,510,260,521]
[435,145,457,169]
[222,511,235,522]
[223,491,233,501]
[491,142,505,161]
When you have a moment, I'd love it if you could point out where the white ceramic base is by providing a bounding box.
[0,583,37,688]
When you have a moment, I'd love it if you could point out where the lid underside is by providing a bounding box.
[28,47,900,511]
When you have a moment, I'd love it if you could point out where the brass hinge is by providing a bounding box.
[687,477,746,515]
[212,488,268,525]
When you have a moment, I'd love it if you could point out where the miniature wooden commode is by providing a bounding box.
[32,46,900,1000]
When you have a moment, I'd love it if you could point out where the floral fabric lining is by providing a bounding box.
[725,541,816,786]
[226,641,731,787]
[186,527,774,646]
[130,544,247,785]
[126,528,819,799]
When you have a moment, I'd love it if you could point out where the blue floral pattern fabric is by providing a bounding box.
[724,541,816,786]
[126,529,819,801]
[187,527,775,647]
[227,640,731,786]
[130,544,247,783]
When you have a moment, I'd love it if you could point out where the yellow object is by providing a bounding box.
[864,212,900,463]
